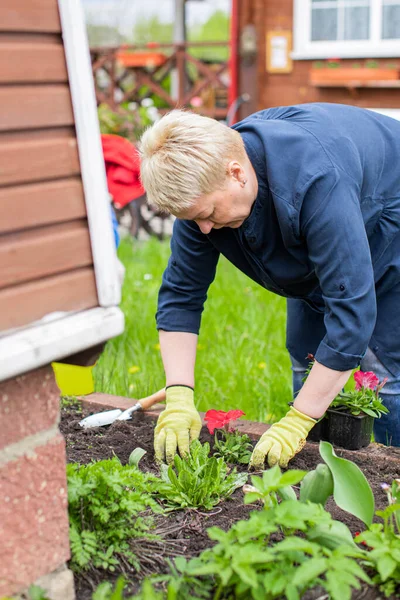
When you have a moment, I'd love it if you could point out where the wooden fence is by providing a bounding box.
[90,41,230,120]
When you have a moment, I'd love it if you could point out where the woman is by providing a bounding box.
[139,103,400,468]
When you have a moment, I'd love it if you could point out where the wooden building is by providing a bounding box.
[0,1,124,597]
[237,0,400,120]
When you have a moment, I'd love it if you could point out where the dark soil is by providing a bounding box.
[61,402,400,600]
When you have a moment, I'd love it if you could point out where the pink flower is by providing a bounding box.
[354,370,379,391]
[190,96,203,108]
[204,409,245,434]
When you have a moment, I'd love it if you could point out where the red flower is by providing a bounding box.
[204,409,245,434]
[354,370,379,391]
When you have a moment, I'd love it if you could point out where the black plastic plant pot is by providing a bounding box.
[307,416,328,443]
[324,408,374,450]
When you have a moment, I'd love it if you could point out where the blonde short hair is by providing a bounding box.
[139,109,246,213]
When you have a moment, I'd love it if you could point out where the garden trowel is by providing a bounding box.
[79,387,166,428]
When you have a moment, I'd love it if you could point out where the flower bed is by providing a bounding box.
[61,401,400,600]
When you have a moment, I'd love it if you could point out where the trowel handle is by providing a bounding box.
[138,387,166,411]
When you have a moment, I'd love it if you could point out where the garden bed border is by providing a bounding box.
[80,393,400,465]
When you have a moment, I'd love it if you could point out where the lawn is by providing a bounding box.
[94,236,293,422]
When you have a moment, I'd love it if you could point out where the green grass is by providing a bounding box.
[94,237,293,422]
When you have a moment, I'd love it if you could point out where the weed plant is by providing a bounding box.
[67,457,161,572]
[157,441,248,510]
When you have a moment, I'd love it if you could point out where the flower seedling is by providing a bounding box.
[331,370,389,418]
[204,409,252,465]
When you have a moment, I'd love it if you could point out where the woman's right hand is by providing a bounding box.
[154,385,202,464]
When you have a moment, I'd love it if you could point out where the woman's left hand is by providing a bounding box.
[249,406,317,469]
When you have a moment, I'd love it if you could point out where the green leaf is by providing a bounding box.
[291,557,328,587]
[300,464,333,507]
[279,469,307,487]
[319,442,374,526]
[307,520,357,550]
[377,554,398,581]
[277,485,297,502]
[128,448,147,467]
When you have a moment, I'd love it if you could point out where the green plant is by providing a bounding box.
[302,442,375,526]
[300,463,333,507]
[365,59,379,68]
[181,501,370,600]
[152,557,213,599]
[61,395,82,412]
[213,429,253,464]
[129,447,147,467]
[356,479,400,597]
[92,576,163,600]
[67,457,162,572]
[326,58,341,68]
[243,442,374,527]
[26,586,51,600]
[98,101,157,143]
[331,370,389,418]
[204,408,252,465]
[157,440,248,510]
[243,464,306,507]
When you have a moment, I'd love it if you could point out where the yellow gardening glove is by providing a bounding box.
[154,385,202,464]
[250,406,317,469]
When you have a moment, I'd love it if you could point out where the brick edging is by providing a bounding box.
[80,392,400,463]
[80,392,270,440]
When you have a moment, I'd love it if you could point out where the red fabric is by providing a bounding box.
[101,134,145,209]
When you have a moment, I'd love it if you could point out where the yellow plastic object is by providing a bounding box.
[51,362,95,396]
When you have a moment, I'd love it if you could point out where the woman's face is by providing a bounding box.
[174,160,258,235]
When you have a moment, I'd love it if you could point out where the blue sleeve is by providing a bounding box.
[301,168,377,371]
[156,219,220,333]
[110,205,120,248]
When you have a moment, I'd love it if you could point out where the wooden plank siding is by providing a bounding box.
[0,86,74,131]
[0,137,81,186]
[0,221,93,288]
[0,0,100,333]
[0,179,87,234]
[0,269,98,331]
[0,43,68,83]
[0,0,61,33]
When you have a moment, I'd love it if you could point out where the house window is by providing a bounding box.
[293,0,400,58]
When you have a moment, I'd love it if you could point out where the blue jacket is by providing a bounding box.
[156,103,400,376]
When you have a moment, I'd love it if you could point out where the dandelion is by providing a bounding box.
[128,365,140,374]
[153,343,160,351]
[197,343,205,350]
[143,273,153,281]
[258,362,267,369]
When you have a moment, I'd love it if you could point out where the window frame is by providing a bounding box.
[292,0,400,59]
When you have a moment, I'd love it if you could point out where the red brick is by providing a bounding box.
[0,365,60,450]
[81,392,270,439]
[0,433,70,597]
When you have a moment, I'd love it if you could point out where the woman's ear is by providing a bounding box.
[227,160,245,182]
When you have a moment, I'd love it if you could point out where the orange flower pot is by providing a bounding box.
[116,51,167,69]
[310,67,399,85]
